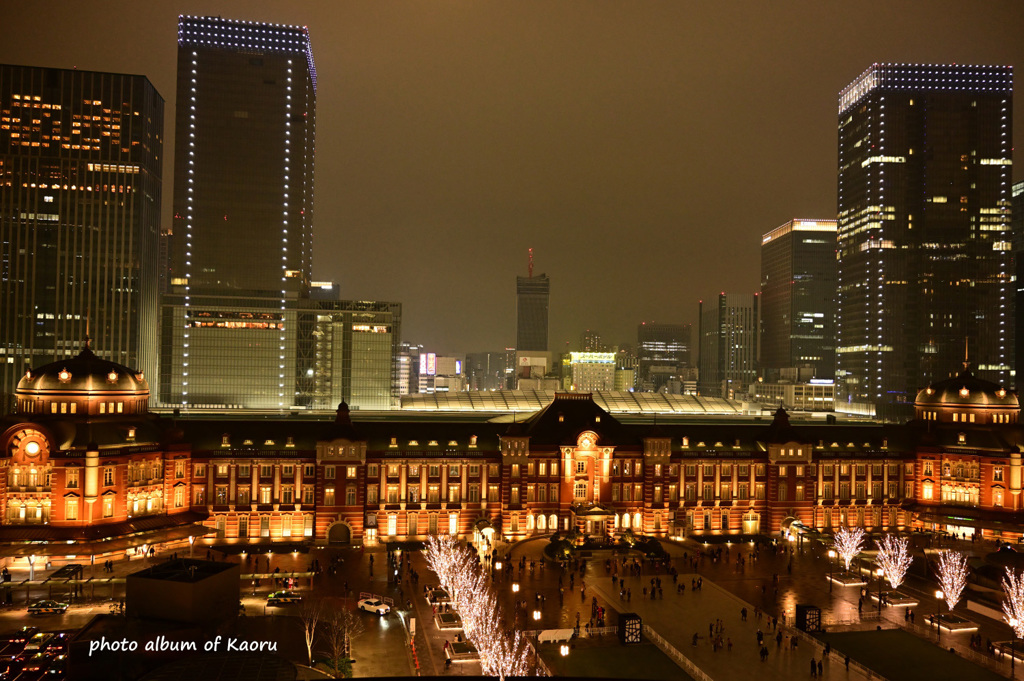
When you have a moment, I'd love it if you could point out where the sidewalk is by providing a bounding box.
[588,571,871,681]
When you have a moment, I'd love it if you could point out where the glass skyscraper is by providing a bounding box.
[162,16,317,410]
[698,293,759,399]
[0,65,163,410]
[836,64,1013,417]
[760,219,837,381]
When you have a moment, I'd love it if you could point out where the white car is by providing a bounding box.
[357,597,390,615]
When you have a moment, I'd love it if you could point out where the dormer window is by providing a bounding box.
[286,436,295,448]
[428,440,439,447]
[409,440,419,447]
[264,439,275,446]
[221,434,230,448]
[127,427,136,441]
[957,432,966,445]
[469,435,478,448]
[389,437,398,448]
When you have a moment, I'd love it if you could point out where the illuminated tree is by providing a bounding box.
[833,526,866,573]
[1002,567,1024,639]
[425,535,533,680]
[936,550,969,613]
[298,597,324,667]
[875,535,913,591]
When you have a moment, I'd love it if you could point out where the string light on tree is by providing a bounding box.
[936,550,968,613]
[875,535,913,591]
[834,526,866,573]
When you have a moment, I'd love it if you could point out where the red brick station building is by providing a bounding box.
[2,344,1023,568]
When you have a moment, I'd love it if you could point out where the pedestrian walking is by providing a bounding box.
[811,658,817,677]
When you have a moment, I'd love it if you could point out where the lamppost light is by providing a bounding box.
[828,550,836,558]
[935,589,943,599]
[512,582,520,593]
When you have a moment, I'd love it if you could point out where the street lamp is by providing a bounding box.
[1011,617,1019,680]
[512,582,520,593]
[559,644,570,657]
[188,535,196,558]
[934,589,943,641]
[828,550,836,593]
[533,609,541,622]
[876,568,885,615]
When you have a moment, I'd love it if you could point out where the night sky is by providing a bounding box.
[2,2,1022,355]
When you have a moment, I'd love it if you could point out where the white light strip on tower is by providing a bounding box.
[182,51,198,411]
[278,60,293,408]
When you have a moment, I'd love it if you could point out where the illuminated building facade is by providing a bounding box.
[163,16,317,410]
[516,274,550,352]
[0,65,163,412]
[760,219,837,381]
[836,64,1014,417]
[636,322,691,392]
[698,293,759,398]
[159,294,400,411]
[2,346,1024,564]
[569,352,616,392]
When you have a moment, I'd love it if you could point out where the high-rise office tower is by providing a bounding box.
[516,274,550,352]
[0,65,163,410]
[636,322,691,391]
[170,15,315,292]
[1013,180,1024,396]
[837,64,1013,416]
[579,329,605,352]
[760,219,837,381]
[161,16,318,410]
[698,294,759,398]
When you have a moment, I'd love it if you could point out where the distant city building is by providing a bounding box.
[569,352,616,392]
[0,64,164,411]
[396,342,424,395]
[750,379,835,412]
[613,368,636,392]
[836,63,1014,417]
[516,274,550,352]
[417,354,466,394]
[760,219,837,381]
[466,350,516,391]
[636,322,691,392]
[579,329,605,352]
[698,293,759,398]
[515,351,553,389]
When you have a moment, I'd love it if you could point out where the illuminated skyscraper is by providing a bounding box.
[698,294,758,399]
[161,16,317,409]
[636,322,691,391]
[169,15,315,292]
[836,64,1013,417]
[760,219,837,381]
[0,65,163,410]
[516,274,550,352]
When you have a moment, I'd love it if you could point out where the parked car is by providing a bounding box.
[27,600,69,616]
[357,597,390,615]
[266,590,302,606]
